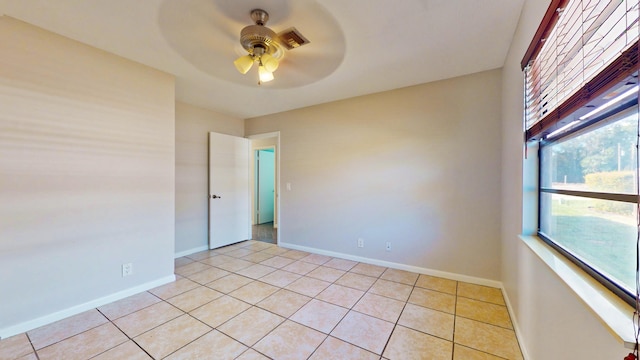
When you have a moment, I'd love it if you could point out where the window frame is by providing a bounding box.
[536,98,639,307]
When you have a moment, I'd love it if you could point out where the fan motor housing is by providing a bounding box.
[240,24,277,54]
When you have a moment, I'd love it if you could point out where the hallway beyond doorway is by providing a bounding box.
[253,222,276,244]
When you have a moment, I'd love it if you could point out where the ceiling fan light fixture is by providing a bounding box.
[258,64,274,83]
[234,9,292,85]
[261,53,279,72]
[233,55,254,74]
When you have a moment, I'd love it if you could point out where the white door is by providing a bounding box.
[257,149,275,224]
[209,132,250,249]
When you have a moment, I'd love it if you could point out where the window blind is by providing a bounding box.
[522,0,639,140]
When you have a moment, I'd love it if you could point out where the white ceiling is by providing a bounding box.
[0,0,525,119]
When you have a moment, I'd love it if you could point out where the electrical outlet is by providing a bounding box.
[122,263,133,277]
[357,238,364,248]
[386,242,391,251]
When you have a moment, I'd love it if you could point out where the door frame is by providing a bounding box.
[248,132,281,244]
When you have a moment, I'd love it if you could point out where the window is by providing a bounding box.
[539,106,638,300]
[523,0,639,305]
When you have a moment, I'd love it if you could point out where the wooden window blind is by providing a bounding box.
[522,0,639,141]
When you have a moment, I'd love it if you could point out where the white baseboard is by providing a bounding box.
[501,286,530,360]
[0,275,175,339]
[277,242,502,288]
[174,245,209,258]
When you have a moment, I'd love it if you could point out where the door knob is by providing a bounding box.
[211,195,222,199]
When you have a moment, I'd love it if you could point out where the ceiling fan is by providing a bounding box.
[233,9,310,85]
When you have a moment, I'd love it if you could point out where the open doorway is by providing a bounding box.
[249,133,279,244]
[254,148,275,243]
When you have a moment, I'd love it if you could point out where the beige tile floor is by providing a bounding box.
[0,240,523,360]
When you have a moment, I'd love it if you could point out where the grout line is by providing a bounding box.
[305,336,329,359]
[451,281,459,360]
[455,344,511,359]
[25,332,40,360]
[26,311,112,355]
[159,326,213,360]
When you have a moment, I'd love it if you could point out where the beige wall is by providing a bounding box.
[175,101,244,255]
[0,17,176,336]
[246,69,503,280]
[501,1,630,358]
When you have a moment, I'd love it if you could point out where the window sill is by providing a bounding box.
[519,235,636,349]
